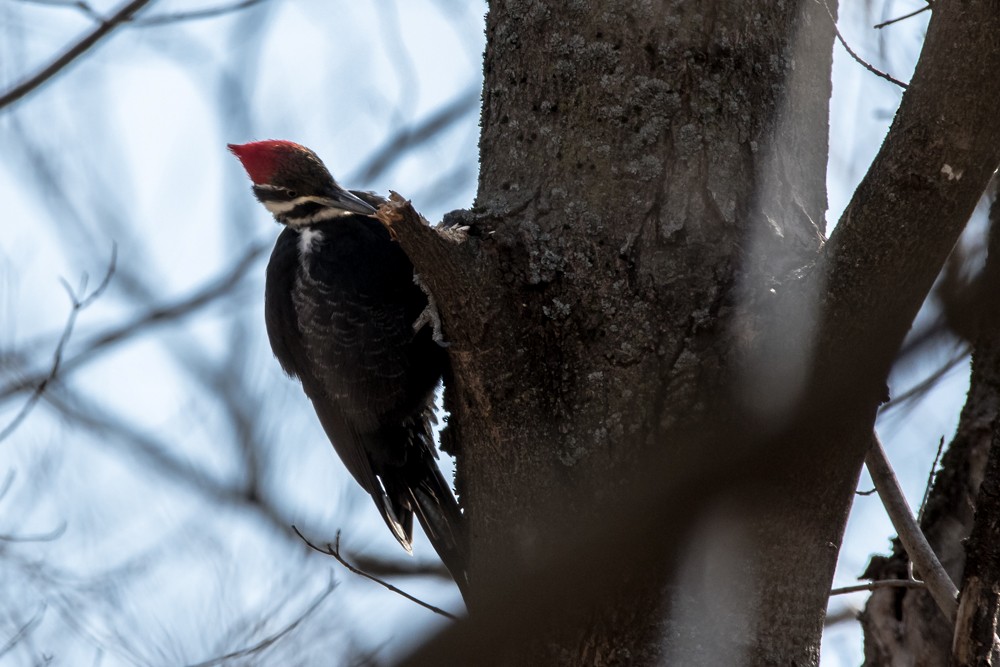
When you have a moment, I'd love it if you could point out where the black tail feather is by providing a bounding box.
[410,468,469,601]
[379,458,469,604]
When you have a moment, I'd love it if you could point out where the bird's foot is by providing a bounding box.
[412,273,450,347]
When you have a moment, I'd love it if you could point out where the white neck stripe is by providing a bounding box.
[285,206,357,227]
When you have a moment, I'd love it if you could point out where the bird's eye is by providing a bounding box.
[285,189,298,199]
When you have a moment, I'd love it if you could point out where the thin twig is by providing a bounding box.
[855,487,877,496]
[817,0,909,89]
[830,578,927,596]
[0,245,116,443]
[352,88,481,184]
[866,433,958,622]
[0,0,154,111]
[132,0,267,26]
[185,577,337,667]
[292,526,459,620]
[874,5,932,30]
[824,605,860,626]
[0,521,67,543]
[0,470,16,503]
[43,383,290,533]
[15,0,105,22]
[0,604,46,660]
[0,242,265,405]
[18,0,265,25]
[880,347,970,413]
[918,436,946,523]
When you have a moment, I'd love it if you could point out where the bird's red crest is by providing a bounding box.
[227,140,309,185]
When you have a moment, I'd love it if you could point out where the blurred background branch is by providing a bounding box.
[0,0,153,110]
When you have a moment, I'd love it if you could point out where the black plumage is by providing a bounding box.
[229,140,466,593]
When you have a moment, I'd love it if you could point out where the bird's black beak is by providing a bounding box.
[329,187,378,215]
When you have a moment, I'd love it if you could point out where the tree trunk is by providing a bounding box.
[862,188,1000,666]
[443,0,832,662]
[389,0,1000,664]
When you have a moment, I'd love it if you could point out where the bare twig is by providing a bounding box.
[352,88,480,184]
[0,521,67,543]
[817,0,909,89]
[19,0,266,25]
[133,0,267,26]
[0,242,266,405]
[184,577,337,667]
[37,378,446,586]
[874,5,932,30]
[292,526,459,620]
[0,604,46,661]
[0,245,116,443]
[15,0,105,21]
[42,383,288,531]
[349,552,451,580]
[0,0,154,111]
[917,436,946,522]
[0,469,16,503]
[824,605,859,626]
[865,433,958,621]
[880,346,970,413]
[830,578,927,596]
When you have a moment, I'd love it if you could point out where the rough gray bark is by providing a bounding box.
[386,0,1000,664]
[862,189,1000,665]
[468,1,830,662]
[952,194,1000,664]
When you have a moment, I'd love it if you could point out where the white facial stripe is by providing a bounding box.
[285,206,356,227]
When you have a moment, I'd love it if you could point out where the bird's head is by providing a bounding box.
[228,140,376,226]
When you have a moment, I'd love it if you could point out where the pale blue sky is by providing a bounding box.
[0,1,965,664]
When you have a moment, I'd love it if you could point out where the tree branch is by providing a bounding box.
[18,0,267,26]
[0,242,265,406]
[131,0,266,26]
[818,0,1000,393]
[866,434,958,621]
[0,0,154,111]
[292,526,460,620]
[0,245,116,443]
[950,190,1000,665]
[351,88,480,185]
[184,577,337,667]
[375,195,487,346]
[830,579,927,596]
[0,521,67,543]
[818,0,908,88]
[0,604,46,661]
[874,5,932,30]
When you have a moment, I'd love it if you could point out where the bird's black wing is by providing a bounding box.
[270,216,463,578]
[266,224,410,545]
[291,216,446,550]
[265,227,310,380]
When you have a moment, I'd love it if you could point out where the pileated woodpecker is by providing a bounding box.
[228,140,466,592]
